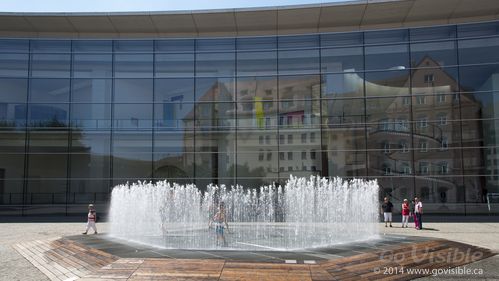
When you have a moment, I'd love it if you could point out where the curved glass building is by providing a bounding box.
[1,0,499,215]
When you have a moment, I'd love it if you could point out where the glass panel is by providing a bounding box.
[458,37,499,65]
[365,70,410,97]
[113,103,153,129]
[72,40,112,52]
[0,53,28,77]
[196,52,235,77]
[457,21,499,38]
[154,102,195,130]
[0,153,25,178]
[70,131,111,178]
[155,78,194,102]
[368,149,413,177]
[70,103,111,129]
[460,92,497,120]
[321,32,363,47]
[414,148,462,176]
[413,120,462,148]
[26,180,67,205]
[153,152,194,179]
[196,38,235,51]
[194,102,235,130]
[323,127,365,151]
[27,103,69,128]
[0,79,27,103]
[278,35,319,49]
[30,40,70,53]
[114,79,153,103]
[155,39,194,52]
[73,54,112,78]
[237,101,278,129]
[112,131,152,179]
[68,179,110,204]
[237,51,277,76]
[237,150,278,181]
[279,145,321,178]
[459,64,499,93]
[195,77,235,102]
[114,54,153,78]
[411,94,461,121]
[71,79,112,103]
[0,103,26,128]
[114,40,153,52]
[278,49,320,75]
[237,37,277,50]
[322,98,365,125]
[462,147,489,175]
[326,150,366,177]
[365,29,408,44]
[155,53,194,78]
[365,96,412,126]
[321,47,363,73]
[479,119,499,147]
[410,41,457,68]
[29,79,70,103]
[31,54,71,78]
[237,76,277,101]
[0,39,29,53]
[365,44,409,71]
[377,177,414,203]
[28,131,69,178]
[411,67,459,94]
[410,26,456,41]
[322,73,364,99]
[279,75,320,100]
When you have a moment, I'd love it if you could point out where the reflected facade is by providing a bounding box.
[1,21,499,215]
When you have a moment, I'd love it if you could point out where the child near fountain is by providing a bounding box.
[82,204,98,235]
[213,202,229,246]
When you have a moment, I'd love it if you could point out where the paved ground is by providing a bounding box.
[1,219,498,281]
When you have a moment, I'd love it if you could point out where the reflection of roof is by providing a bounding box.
[0,0,497,37]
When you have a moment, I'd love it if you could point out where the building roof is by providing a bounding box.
[0,0,498,38]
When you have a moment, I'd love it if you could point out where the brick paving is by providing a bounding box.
[14,236,494,281]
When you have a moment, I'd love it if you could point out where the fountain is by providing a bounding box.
[109,176,379,250]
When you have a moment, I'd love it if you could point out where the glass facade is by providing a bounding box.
[0,21,498,215]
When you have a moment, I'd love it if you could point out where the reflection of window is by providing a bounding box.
[424,74,434,83]
[383,141,390,154]
[396,118,409,131]
[417,117,428,128]
[438,114,447,125]
[279,134,285,144]
[403,97,410,106]
[288,134,293,144]
[420,141,428,152]
[436,93,446,103]
[311,166,317,171]
[288,152,293,160]
[258,150,264,161]
[310,149,316,160]
[265,135,270,144]
[440,136,449,150]
[288,166,293,171]
[301,133,306,143]
[310,132,316,143]
[416,96,426,105]
[379,119,391,131]
[439,161,449,174]
[259,136,264,144]
[301,151,306,160]
[279,152,284,160]
[265,89,272,96]
[420,186,430,200]
[266,152,272,161]
[399,141,409,153]
[383,163,391,175]
[419,162,429,175]
[401,163,411,175]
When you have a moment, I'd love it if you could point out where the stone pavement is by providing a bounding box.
[1,219,498,281]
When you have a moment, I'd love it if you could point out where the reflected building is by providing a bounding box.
[0,3,499,215]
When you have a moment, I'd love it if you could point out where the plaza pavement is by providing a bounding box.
[0,218,498,281]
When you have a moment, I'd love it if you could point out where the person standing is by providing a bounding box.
[381,197,394,227]
[414,197,423,230]
[401,199,410,228]
[411,199,419,229]
[82,204,98,235]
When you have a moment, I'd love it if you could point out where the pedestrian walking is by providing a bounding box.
[82,204,98,234]
[401,199,410,228]
[381,197,394,227]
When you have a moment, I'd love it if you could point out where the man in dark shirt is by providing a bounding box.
[381,197,394,227]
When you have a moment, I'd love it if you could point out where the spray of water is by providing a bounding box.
[109,175,379,250]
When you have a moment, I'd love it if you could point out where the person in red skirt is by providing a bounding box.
[401,199,410,228]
